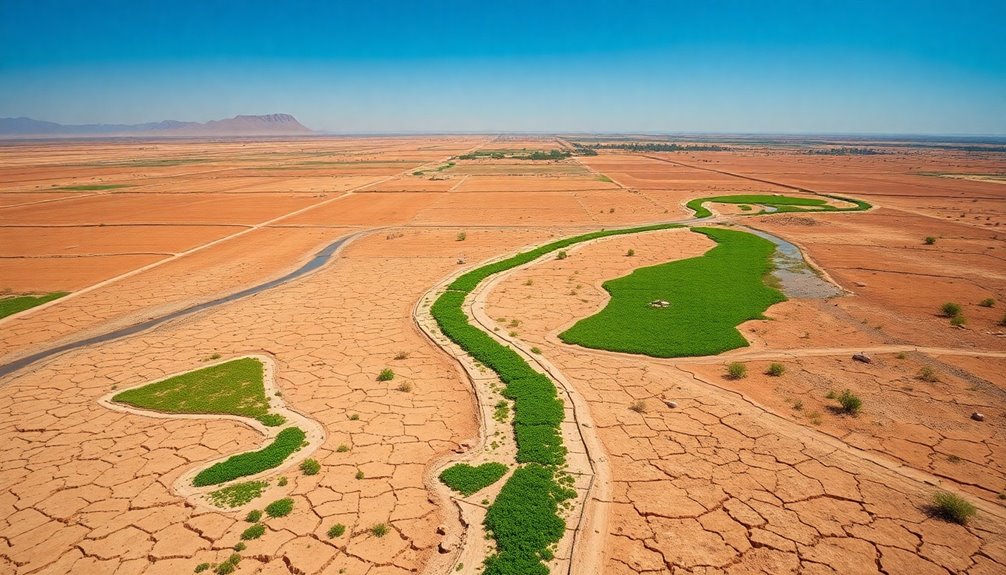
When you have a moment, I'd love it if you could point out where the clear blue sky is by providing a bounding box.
[1,0,1004,134]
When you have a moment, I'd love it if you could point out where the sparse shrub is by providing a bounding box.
[950,314,967,327]
[394,351,410,360]
[924,236,937,245]
[209,353,222,360]
[355,470,365,480]
[626,249,635,257]
[349,413,360,421]
[277,477,288,487]
[530,347,541,354]
[195,563,210,573]
[240,523,265,540]
[918,366,940,383]
[456,231,467,242]
[300,459,321,476]
[245,510,262,523]
[233,542,246,552]
[327,523,346,538]
[940,302,961,317]
[265,497,293,518]
[929,491,977,525]
[766,363,785,377]
[396,381,412,392]
[524,279,534,286]
[377,368,395,381]
[727,362,747,380]
[896,352,907,360]
[629,400,646,413]
[792,400,803,411]
[837,389,862,414]
[808,411,823,425]
[825,390,837,399]
[556,250,568,260]
[214,563,235,575]
[256,413,286,427]
[979,298,995,308]
[371,523,389,537]
[336,444,350,453]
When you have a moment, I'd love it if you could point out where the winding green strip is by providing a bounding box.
[686,193,870,218]
[0,292,68,319]
[193,427,306,487]
[560,227,786,357]
[430,223,679,574]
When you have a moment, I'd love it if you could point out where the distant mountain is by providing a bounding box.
[0,114,312,137]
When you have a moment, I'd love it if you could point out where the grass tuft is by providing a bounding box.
[240,523,265,540]
[727,362,748,380]
[327,523,346,538]
[836,389,862,414]
[377,368,395,382]
[928,491,977,524]
[299,459,321,476]
[371,523,389,537]
[264,498,294,518]
[207,481,268,508]
[766,363,785,377]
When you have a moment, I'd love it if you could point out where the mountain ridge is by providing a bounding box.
[0,114,313,137]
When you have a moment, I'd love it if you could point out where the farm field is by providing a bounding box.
[1,135,1004,575]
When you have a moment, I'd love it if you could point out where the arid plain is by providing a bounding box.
[1,135,1004,575]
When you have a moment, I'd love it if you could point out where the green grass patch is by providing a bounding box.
[299,458,320,476]
[207,481,269,508]
[55,184,130,191]
[0,292,68,319]
[559,227,785,357]
[240,524,265,540]
[482,464,576,575]
[929,491,977,524]
[265,497,294,518]
[439,462,508,496]
[192,427,306,487]
[686,194,870,219]
[112,357,274,419]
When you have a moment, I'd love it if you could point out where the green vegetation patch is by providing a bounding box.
[482,464,576,575]
[265,497,294,518]
[193,427,306,487]
[439,462,508,496]
[207,480,269,508]
[686,193,870,219]
[112,357,284,426]
[560,227,785,357]
[56,184,130,191]
[0,292,69,319]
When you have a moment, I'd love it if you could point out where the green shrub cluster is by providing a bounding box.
[482,464,576,575]
[299,458,321,476]
[929,491,977,525]
[240,523,265,540]
[265,497,294,518]
[193,427,306,487]
[439,462,508,496]
[560,228,786,357]
[207,480,268,508]
[686,194,870,219]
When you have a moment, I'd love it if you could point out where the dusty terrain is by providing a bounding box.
[1,136,1004,574]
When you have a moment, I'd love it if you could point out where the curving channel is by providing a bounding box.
[0,233,358,380]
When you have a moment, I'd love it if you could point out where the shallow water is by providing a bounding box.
[0,234,355,380]
[744,227,843,300]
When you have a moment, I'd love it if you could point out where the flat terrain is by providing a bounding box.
[1,136,1004,575]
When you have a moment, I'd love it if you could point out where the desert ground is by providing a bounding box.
[1,135,1004,575]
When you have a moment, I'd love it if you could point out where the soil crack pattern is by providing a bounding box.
[97,354,325,511]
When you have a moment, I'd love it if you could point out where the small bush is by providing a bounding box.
[556,250,568,260]
[355,470,365,480]
[233,542,246,552]
[195,563,210,573]
[349,413,360,421]
[277,477,288,487]
[626,249,635,257]
[300,459,321,476]
[950,314,967,327]
[979,298,995,308]
[456,231,467,242]
[256,413,286,427]
[530,347,541,354]
[918,366,940,383]
[396,381,412,392]
[896,352,907,360]
[371,523,389,537]
[837,389,862,414]
[240,523,265,540]
[929,491,977,524]
[327,523,346,538]
[214,563,235,575]
[245,510,262,523]
[377,368,395,381]
[209,353,222,360]
[394,351,410,360]
[727,362,747,380]
[336,444,350,453]
[940,302,961,317]
[265,498,294,518]
[766,363,785,377]
[628,400,646,413]
[924,236,937,245]
[792,400,803,411]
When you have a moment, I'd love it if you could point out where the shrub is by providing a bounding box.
[355,470,365,480]
[940,302,961,317]
[766,363,785,377]
[193,427,307,487]
[530,347,541,354]
[240,523,265,540]
[371,523,389,537]
[396,381,412,392]
[924,236,937,245]
[918,366,940,383]
[214,563,235,575]
[349,413,360,421]
[300,459,321,476]
[245,510,262,523]
[439,462,508,496]
[626,249,635,257]
[265,498,294,518]
[950,314,967,327]
[837,389,862,414]
[394,351,410,360]
[629,400,646,413]
[336,444,350,453]
[277,476,288,487]
[327,523,346,538]
[727,362,747,380]
[377,368,395,381]
[929,491,977,525]
[195,564,210,573]
[979,298,995,308]
[256,413,286,427]
[233,542,246,552]
[456,231,467,242]
[556,250,568,260]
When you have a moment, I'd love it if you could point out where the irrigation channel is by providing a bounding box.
[0,232,360,379]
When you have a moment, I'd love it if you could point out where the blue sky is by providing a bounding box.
[1,0,1004,134]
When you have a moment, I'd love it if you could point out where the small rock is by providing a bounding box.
[852,353,872,364]
[855,281,867,288]
[972,412,985,422]
[663,400,678,409]
[436,525,447,536]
